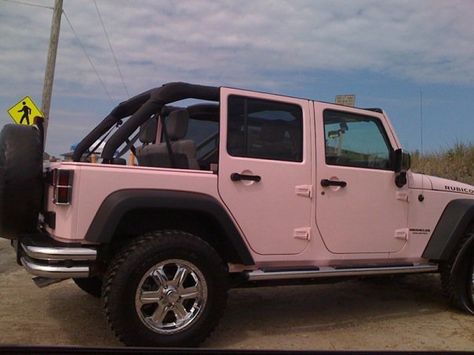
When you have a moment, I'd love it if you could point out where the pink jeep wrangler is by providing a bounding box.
[0,82,473,347]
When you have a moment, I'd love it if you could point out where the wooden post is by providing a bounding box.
[41,0,63,141]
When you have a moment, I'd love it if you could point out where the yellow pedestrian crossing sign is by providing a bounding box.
[7,96,43,126]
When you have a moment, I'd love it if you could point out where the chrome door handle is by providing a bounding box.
[231,173,261,182]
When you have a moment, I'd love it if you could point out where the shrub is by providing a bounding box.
[411,142,474,186]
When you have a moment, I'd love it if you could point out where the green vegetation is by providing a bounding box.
[411,142,474,186]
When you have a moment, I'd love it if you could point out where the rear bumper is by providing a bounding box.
[15,234,97,279]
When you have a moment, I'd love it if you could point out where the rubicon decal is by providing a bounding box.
[444,185,474,195]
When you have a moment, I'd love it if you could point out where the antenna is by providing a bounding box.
[419,88,425,198]
[420,89,423,155]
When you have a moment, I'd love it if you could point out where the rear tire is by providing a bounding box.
[103,230,228,347]
[0,124,43,238]
[440,232,474,314]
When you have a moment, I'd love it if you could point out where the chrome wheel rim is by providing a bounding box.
[135,259,208,334]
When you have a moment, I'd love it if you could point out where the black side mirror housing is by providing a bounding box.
[394,149,411,187]
[394,148,411,173]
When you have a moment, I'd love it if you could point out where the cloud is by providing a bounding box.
[0,0,473,154]
[3,0,473,96]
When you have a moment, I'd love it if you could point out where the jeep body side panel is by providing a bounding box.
[47,163,219,241]
[45,163,255,265]
[84,189,254,265]
[422,199,474,260]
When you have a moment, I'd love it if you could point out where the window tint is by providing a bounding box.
[227,96,303,162]
[323,110,392,170]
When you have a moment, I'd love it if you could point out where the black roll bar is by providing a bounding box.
[73,82,220,162]
[72,89,154,162]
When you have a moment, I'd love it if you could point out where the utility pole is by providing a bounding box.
[41,0,63,140]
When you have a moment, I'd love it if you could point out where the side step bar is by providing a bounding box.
[246,264,438,281]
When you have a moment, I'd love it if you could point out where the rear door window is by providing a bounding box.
[227,96,303,162]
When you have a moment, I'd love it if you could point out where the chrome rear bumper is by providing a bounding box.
[17,237,97,279]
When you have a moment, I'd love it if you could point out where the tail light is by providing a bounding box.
[52,169,74,205]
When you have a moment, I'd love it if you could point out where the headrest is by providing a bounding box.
[260,122,286,143]
[138,118,157,144]
[167,109,189,140]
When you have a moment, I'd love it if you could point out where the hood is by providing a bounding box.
[409,172,474,196]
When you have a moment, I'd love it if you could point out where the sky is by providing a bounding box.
[0,0,473,157]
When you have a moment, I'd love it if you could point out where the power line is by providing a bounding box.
[62,9,114,103]
[1,0,53,9]
[93,0,130,97]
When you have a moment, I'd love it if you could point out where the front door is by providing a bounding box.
[315,103,408,254]
[218,88,312,255]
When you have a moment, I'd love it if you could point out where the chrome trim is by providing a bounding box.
[21,256,89,278]
[246,264,439,281]
[21,243,97,261]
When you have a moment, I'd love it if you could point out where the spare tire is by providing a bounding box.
[0,124,43,239]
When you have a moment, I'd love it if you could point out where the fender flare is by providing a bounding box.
[84,189,254,265]
[422,199,474,261]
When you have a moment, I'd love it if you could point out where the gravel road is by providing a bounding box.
[0,238,472,351]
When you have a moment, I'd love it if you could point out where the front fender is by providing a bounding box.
[422,199,474,261]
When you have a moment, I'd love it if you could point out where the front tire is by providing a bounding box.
[103,230,228,347]
[440,233,474,314]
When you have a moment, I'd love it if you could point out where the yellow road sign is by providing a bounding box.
[7,96,43,126]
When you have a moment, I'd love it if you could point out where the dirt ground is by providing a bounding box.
[0,238,472,351]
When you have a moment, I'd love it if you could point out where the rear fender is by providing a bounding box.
[84,189,254,265]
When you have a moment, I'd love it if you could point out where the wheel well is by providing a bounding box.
[110,208,243,264]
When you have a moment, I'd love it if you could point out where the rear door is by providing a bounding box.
[218,88,313,255]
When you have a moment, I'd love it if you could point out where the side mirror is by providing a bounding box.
[394,149,411,187]
[394,148,411,173]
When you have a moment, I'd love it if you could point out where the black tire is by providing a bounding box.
[0,124,43,238]
[103,230,228,347]
[73,277,103,298]
[440,232,474,314]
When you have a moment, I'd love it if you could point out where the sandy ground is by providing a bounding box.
[0,238,473,351]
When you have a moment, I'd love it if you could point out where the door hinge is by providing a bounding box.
[295,185,312,198]
[394,228,409,241]
[294,227,311,241]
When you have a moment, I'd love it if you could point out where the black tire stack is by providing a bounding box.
[0,124,43,238]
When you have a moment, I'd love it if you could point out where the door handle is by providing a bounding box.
[231,173,261,182]
[321,179,347,188]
